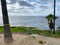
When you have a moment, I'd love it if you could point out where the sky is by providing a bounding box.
[0,0,60,16]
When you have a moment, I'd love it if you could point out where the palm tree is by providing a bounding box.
[1,0,13,42]
[46,14,58,34]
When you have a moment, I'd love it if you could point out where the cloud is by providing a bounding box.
[18,1,33,7]
[7,0,33,7]
[0,0,60,16]
[6,0,17,4]
[6,0,11,3]
[7,0,54,16]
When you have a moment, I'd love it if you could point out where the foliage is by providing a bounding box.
[45,14,58,21]
[57,26,60,30]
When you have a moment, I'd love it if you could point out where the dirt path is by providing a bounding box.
[30,34,60,45]
[0,34,60,45]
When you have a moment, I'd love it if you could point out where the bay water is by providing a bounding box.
[0,16,60,30]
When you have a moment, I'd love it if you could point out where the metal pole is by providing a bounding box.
[53,0,56,34]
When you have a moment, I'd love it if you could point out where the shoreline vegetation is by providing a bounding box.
[0,26,60,38]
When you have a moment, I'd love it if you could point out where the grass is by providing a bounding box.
[0,26,4,33]
[39,30,60,38]
[38,40,46,44]
[0,26,60,38]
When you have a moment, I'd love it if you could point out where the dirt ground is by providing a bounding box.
[0,34,60,45]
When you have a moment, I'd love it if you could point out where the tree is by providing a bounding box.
[57,26,60,30]
[46,14,58,34]
[1,0,13,42]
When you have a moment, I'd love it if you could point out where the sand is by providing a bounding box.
[0,34,60,45]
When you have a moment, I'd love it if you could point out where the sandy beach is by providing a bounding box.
[0,34,60,45]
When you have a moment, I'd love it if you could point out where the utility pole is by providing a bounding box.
[53,0,56,34]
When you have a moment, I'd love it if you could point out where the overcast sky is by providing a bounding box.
[0,0,60,16]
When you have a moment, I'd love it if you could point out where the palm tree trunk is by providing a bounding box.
[1,0,13,42]
[53,0,56,34]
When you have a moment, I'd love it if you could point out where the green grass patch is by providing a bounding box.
[0,26,60,38]
[0,26,4,33]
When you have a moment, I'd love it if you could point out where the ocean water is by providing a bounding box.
[0,16,60,30]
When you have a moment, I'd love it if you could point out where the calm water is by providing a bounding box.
[0,16,60,30]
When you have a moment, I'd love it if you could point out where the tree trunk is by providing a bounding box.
[1,0,13,42]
